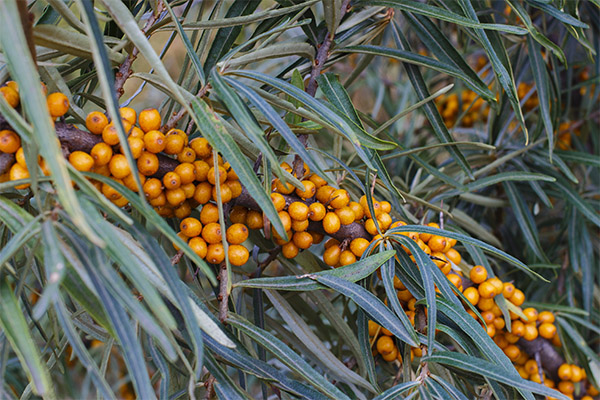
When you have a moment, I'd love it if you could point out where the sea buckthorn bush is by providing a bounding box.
[0,1,598,399]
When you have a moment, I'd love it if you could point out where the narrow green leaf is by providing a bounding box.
[466,172,555,191]
[372,381,419,400]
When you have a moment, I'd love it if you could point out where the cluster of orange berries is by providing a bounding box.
[0,81,68,188]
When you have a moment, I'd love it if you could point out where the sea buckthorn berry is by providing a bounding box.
[503,344,521,361]
[510,320,525,337]
[380,201,391,213]
[164,134,185,155]
[316,185,335,204]
[487,277,504,294]
[198,203,218,225]
[108,154,131,179]
[291,218,309,232]
[47,92,69,118]
[350,238,370,258]
[510,289,525,306]
[178,147,196,163]
[226,223,248,245]
[382,346,398,362]
[428,235,447,252]
[206,243,225,264]
[329,189,350,208]
[420,222,439,242]
[39,158,51,176]
[368,320,380,336]
[181,182,196,199]
[193,160,210,182]
[180,217,202,237]
[245,210,263,230]
[481,311,495,324]
[166,188,186,206]
[376,336,394,355]
[270,193,286,212]
[224,180,241,200]
[228,244,249,266]
[557,364,573,381]
[486,324,496,337]
[523,323,538,341]
[325,238,340,249]
[0,86,19,108]
[309,174,327,188]
[272,178,293,195]
[469,265,488,284]
[397,290,412,302]
[102,122,120,146]
[162,172,181,190]
[347,201,364,221]
[493,317,505,330]
[323,245,341,266]
[67,151,92,172]
[101,180,121,200]
[188,237,208,259]
[119,107,137,125]
[122,137,145,159]
[138,108,161,132]
[14,148,26,167]
[208,166,227,185]
[309,231,324,244]
[296,180,316,199]
[292,231,313,249]
[174,201,191,218]
[308,202,326,221]
[143,130,166,153]
[364,218,379,236]
[143,178,163,199]
[448,274,463,290]
[570,365,583,382]
[494,334,509,349]
[202,222,222,244]
[502,282,515,298]
[229,206,247,224]
[538,311,555,324]
[445,248,461,265]
[281,242,299,259]
[190,137,212,158]
[363,200,382,219]
[477,297,495,312]
[0,130,20,153]
[112,196,129,207]
[339,250,356,266]
[9,163,30,189]
[558,381,574,395]
[522,307,538,323]
[191,181,210,204]
[538,323,556,339]
[172,163,194,185]
[376,213,392,231]
[463,287,480,305]
[128,126,143,139]
[137,152,159,176]
[149,192,166,207]
[276,211,292,232]
[323,212,341,234]
[335,206,355,225]
[5,81,18,92]
[288,202,309,221]
[431,252,451,274]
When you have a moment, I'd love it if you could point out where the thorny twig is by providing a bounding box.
[217,263,229,323]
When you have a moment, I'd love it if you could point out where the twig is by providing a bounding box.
[203,376,215,399]
[258,246,282,268]
[161,84,211,133]
[114,4,166,98]
[217,263,229,323]
[171,250,184,265]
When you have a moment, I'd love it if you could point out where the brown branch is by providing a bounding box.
[203,375,216,399]
[217,263,229,323]
[114,4,166,98]
[161,84,211,133]
[0,152,15,176]
[517,337,563,381]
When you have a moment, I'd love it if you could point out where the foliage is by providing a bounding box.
[0,0,598,399]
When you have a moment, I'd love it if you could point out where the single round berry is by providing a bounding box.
[288,202,309,221]
[329,189,349,209]
[190,137,212,158]
[335,206,355,225]
[188,237,208,259]
[510,289,525,306]
[226,223,249,245]
[202,222,222,244]
[292,231,313,249]
[180,217,203,237]
[463,287,480,306]
[193,182,213,204]
[538,323,556,339]
[270,192,286,212]
[323,212,341,235]
[316,185,335,204]
[339,250,356,266]
[200,203,219,224]
[138,108,161,132]
[69,151,94,172]
[9,163,30,189]
[323,245,341,266]
[206,243,225,264]
[478,281,497,299]
[144,130,166,153]
[166,188,186,206]
[245,210,263,230]
[86,112,109,135]
[0,86,20,108]
[308,202,326,221]
[137,152,159,176]
[228,244,249,266]
[122,172,146,192]
[557,364,572,381]
[0,130,21,153]
[469,265,488,284]
[295,180,316,199]
[47,92,69,118]
[350,238,370,258]
[143,178,163,199]
[207,166,227,185]
[281,242,299,259]
[178,147,196,163]
[538,311,555,324]
[164,134,185,155]
[109,154,131,179]
[376,336,394,355]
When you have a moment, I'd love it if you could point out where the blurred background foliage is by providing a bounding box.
[0,0,598,399]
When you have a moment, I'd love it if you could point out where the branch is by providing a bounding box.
[160,84,211,133]
[217,263,229,323]
[0,152,15,175]
[517,337,563,381]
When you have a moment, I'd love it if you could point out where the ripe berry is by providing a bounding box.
[428,235,447,252]
[122,137,145,159]
[308,202,326,221]
[276,211,292,232]
[143,178,163,199]
[177,146,196,163]
[102,120,132,146]
[288,202,309,221]
[86,110,108,134]
[119,107,137,124]
[162,172,181,190]
[138,108,161,132]
[350,238,370,258]
[538,323,556,339]
[323,245,341,266]
[274,179,294,194]
[0,130,20,153]
[193,160,210,181]
[226,223,249,245]
[137,152,159,176]
[199,203,219,224]
[166,188,186,206]
[207,166,227,185]
[206,243,225,264]
[47,92,69,118]
[557,364,572,381]
[188,237,208,259]
[144,130,166,153]
[380,201,392,213]
[271,192,286,211]
[335,206,355,225]
[202,222,222,244]
[571,365,583,383]
[445,248,461,265]
[181,182,196,199]
[376,336,394,355]
[310,231,324,244]
[502,282,515,299]
[101,181,121,200]
[164,134,185,155]
[69,151,94,172]
[522,307,538,323]
[281,242,299,259]
[478,281,497,299]
[469,265,488,284]
[180,217,202,237]
[149,192,166,207]
[510,289,525,306]
[9,163,30,189]
[538,311,555,324]
[329,189,349,208]
[296,180,316,199]
[348,201,364,220]
[229,206,247,224]
[109,154,131,179]
[245,210,263,230]
[503,344,521,361]
[376,213,392,230]
[193,182,212,204]
[190,137,212,158]
[228,244,249,266]
[557,381,574,395]
[316,185,335,203]
[339,250,356,266]
[487,277,504,294]
[0,86,20,108]
[323,212,341,234]
[364,218,378,236]
[292,231,313,249]
[291,218,309,232]
[122,172,146,192]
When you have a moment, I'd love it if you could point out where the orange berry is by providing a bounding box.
[101,181,121,200]
[380,201,391,213]
[376,213,392,230]
[206,243,225,264]
[350,238,370,258]
[200,203,219,224]
[0,130,20,153]
[274,178,294,194]
[69,151,94,172]
[295,180,316,199]
[445,248,461,265]
[190,137,212,158]
[122,172,146,193]
[0,86,19,108]
[202,222,222,244]
[181,182,196,199]
[308,174,327,188]
[557,364,572,381]
[570,365,583,383]
[109,154,131,179]
[180,217,203,237]
[522,307,538,323]
[316,185,335,204]
[193,160,210,182]
[119,107,137,125]
[511,320,525,337]
[287,202,308,222]
[469,266,488,284]
[463,287,480,305]
[323,245,341,266]
[477,297,495,311]
[292,231,313,249]
[364,218,379,236]
[228,244,249,266]
[138,108,161,132]
[177,146,196,163]
[323,212,341,235]
[47,92,69,118]
[281,242,299,259]
[308,202,326,221]
[493,316,506,330]
[510,289,525,306]
[487,277,504,295]
[348,201,364,220]
[144,130,166,153]
[277,211,292,232]
[226,223,249,245]
[523,324,538,341]
[188,237,208,259]
[229,206,247,224]
[503,344,521,361]
[291,218,309,232]
[9,163,30,189]
[538,311,555,324]
[536,322,556,340]
[329,189,350,209]
[122,137,145,159]
[502,282,515,298]
[376,336,394,355]
[129,126,144,139]
[137,152,159,176]
[172,163,194,185]
[339,250,356,266]
[164,134,185,155]
[558,381,574,395]
[245,210,263,230]
[270,193,286,211]
[143,178,163,199]
[166,188,186,206]
[208,166,227,185]
[193,181,212,204]
[149,192,166,207]
[428,235,448,252]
